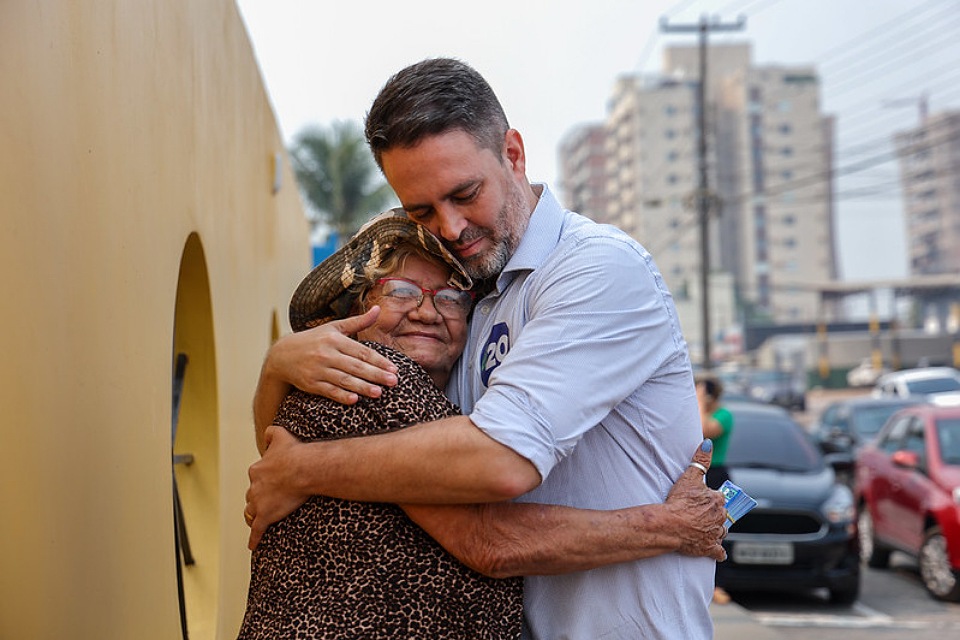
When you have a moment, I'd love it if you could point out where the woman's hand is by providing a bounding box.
[253,306,403,449]
[267,306,399,403]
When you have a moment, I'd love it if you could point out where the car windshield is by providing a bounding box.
[851,404,913,438]
[725,406,823,472]
[906,377,960,394]
[936,418,960,465]
[748,371,789,385]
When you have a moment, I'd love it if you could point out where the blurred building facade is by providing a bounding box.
[558,123,611,223]
[559,43,839,361]
[894,110,960,276]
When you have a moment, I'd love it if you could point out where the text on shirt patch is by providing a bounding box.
[480,322,510,386]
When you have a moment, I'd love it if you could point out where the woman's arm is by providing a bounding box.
[253,308,399,449]
[700,411,724,440]
[401,442,726,578]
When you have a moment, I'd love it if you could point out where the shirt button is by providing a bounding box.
[480,304,491,315]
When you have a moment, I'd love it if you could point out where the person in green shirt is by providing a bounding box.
[696,373,735,605]
[696,374,734,489]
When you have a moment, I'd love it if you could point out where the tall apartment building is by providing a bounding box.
[894,110,960,276]
[574,43,837,337]
[558,123,611,222]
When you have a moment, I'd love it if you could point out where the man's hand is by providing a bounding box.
[266,306,399,405]
[665,440,728,561]
[245,426,311,550]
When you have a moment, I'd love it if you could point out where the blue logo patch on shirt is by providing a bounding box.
[480,322,510,387]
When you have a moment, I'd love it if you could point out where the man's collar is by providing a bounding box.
[494,183,563,291]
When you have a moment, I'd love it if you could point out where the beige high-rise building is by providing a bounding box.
[576,43,837,349]
[894,110,960,275]
[558,123,611,222]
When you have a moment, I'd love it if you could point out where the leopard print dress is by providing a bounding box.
[237,342,523,639]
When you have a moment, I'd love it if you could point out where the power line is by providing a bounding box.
[722,128,960,209]
[810,0,948,65]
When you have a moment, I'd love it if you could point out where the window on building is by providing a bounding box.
[758,274,770,304]
[784,74,817,84]
[755,206,767,236]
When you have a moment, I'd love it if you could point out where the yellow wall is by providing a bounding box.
[0,1,310,638]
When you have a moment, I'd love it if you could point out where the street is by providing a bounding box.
[722,388,960,638]
[730,555,960,638]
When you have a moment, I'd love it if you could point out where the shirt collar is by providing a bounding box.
[493,183,564,292]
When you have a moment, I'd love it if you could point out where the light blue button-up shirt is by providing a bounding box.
[447,185,714,640]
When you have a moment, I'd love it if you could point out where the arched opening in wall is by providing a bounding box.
[172,233,220,639]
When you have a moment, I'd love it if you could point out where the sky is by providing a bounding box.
[235,0,960,285]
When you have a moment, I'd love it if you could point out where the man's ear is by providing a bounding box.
[503,128,526,177]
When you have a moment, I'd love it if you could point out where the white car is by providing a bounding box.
[846,359,889,388]
[871,367,960,407]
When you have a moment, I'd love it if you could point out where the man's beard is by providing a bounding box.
[457,183,528,281]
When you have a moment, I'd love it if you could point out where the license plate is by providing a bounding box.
[732,541,794,565]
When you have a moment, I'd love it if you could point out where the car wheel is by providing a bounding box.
[828,553,861,605]
[858,507,890,569]
[828,582,859,605]
[919,526,960,602]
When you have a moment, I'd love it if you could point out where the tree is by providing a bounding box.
[289,121,395,245]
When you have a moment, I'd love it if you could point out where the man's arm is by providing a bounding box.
[253,307,398,451]
[246,418,542,549]
[401,441,726,577]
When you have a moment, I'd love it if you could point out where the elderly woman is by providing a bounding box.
[238,211,521,638]
[238,211,724,639]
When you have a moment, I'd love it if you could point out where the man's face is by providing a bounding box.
[380,129,531,281]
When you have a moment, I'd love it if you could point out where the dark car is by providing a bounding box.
[811,396,925,455]
[855,405,960,601]
[742,369,807,411]
[718,401,860,604]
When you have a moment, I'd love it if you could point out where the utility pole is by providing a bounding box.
[881,92,929,125]
[660,14,745,370]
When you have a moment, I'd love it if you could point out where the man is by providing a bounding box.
[247,58,719,639]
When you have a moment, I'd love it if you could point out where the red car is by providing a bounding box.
[855,404,960,601]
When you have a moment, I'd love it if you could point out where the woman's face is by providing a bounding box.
[357,254,470,388]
